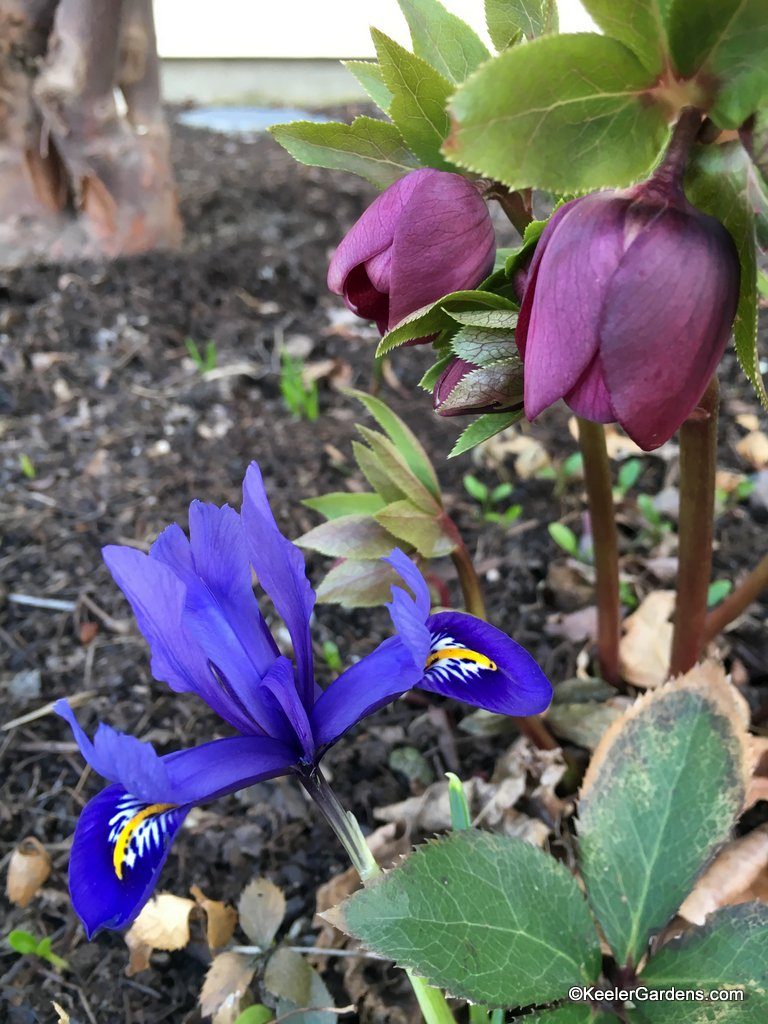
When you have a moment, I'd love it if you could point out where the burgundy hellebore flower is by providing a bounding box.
[517,179,739,451]
[328,168,496,339]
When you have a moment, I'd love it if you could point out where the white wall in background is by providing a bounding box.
[154,0,596,59]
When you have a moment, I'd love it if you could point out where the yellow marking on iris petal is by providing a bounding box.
[425,647,497,672]
[112,803,175,880]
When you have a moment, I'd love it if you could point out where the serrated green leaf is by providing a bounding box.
[634,903,768,1023]
[449,410,523,457]
[378,290,518,355]
[375,499,455,557]
[396,0,491,83]
[446,309,519,330]
[485,0,558,47]
[686,142,764,410]
[578,678,748,967]
[353,440,407,503]
[581,0,672,74]
[342,61,393,112]
[450,325,519,366]
[270,117,420,189]
[668,0,768,128]
[338,831,601,1006]
[372,29,453,168]
[346,389,442,500]
[297,514,395,560]
[303,491,385,520]
[357,425,441,513]
[419,352,454,392]
[438,358,524,414]
[315,558,399,608]
[445,35,669,192]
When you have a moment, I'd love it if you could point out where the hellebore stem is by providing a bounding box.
[645,106,702,196]
[301,767,457,1024]
[576,418,623,690]
[670,376,719,676]
[448,525,558,750]
[487,184,534,236]
[702,552,768,644]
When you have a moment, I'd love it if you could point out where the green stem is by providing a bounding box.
[301,767,457,1024]
[670,376,719,676]
[577,418,623,690]
[703,551,768,645]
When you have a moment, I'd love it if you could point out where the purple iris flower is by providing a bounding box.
[56,462,551,938]
[327,168,496,339]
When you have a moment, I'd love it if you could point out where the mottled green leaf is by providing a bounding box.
[338,831,601,1006]
[578,674,748,967]
[315,558,398,608]
[437,359,524,414]
[378,290,517,355]
[449,410,523,457]
[372,29,453,168]
[581,0,672,73]
[668,0,768,128]
[375,499,455,557]
[485,0,558,47]
[446,309,519,330]
[303,491,385,520]
[357,426,441,513]
[686,142,764,410]
[445,35,668,192]
[396,0,491,83]
[450,325,519,366]
[270,117,419,189]
[636,904,768,1023]
[297,515,395,559]
[347,389,441,500]
[342,61,393,112]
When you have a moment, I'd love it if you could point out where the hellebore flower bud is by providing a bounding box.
[434,356,524,417]
[517,169,739,451]
[328,168,496,340]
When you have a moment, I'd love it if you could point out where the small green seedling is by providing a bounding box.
[279,352,319,421]
[8,929,69,971]
[185,338,217,373]
[637,493,673,545]
[463,474,521,525]
[619,580,639,611]
[716,477,755,515]
[446,772,471,831]
[707,579,733,608]
[613,458,644,500]
[19,454,36,479]
[537,451,584,496]
[321,639,342,672]
[548,521,592,563]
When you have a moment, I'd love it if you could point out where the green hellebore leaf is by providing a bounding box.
[302,491,385,521]
[356,425,441,513]
[578,673,748,968]
[269,117,420,190]
[634,903,768,1023]
[668,0,768,129]
[445,34,669,192]
[337,831,602,1007]
[419,351,454,392]
[449,410,523,458]
[346,389,442,500]
[580,0,673,75]
[372,29,454,169]
[341,61,393,113]
[485,0,558,48]
[450,325,519,366]
[314,558,399,608]
[396,0,491,83]
[445,309,519,331]
[377,290,518,355]
[437,358,524,414]
[686,142,765,412]
[297,515,395,560]
[374,499,456,558]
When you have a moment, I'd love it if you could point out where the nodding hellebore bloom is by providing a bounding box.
[517,171,740,451]
[56,462,551,938]
[327,168,495,340]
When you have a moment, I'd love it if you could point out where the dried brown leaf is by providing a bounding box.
[191,885,238,951]
[6,836,51,907]
[678,824,768,925]
[52,1003,70,1024]
[200,951,256,1022]
[736,430,768,469]
[618,590,675,688]
[124,892,196,973]
[237,878,285,949]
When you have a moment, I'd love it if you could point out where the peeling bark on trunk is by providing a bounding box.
[0,0,181,265]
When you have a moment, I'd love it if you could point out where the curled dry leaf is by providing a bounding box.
[678,824,768,926]
[237,878,286,949]
[52,1003,70,1024]
[618,590,675,688]
[191,885,238,951]
[199,951,256,1024]
[736,430,768,469]
[747,735,768,809]
[124,892,196,975]
[6,836,51,908]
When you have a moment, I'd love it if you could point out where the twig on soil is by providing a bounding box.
[8,593,77,612]
[229,944,388,961]
[2,691,97,732]
[78,592,132,634]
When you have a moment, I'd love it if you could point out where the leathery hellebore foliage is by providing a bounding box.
[56,462,551,938]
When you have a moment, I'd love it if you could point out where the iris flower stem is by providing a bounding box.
[670,376,719,676]
[702,552,768,644]
[302,767,457,1024]
[576,418,623,690]
[450,533,558,751]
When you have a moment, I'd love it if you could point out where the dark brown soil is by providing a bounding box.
[1,113,767,1024]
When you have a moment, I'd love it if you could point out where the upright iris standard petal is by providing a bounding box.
[419,611,552,716]
[328,168,495,336]
[241,463,316,707]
